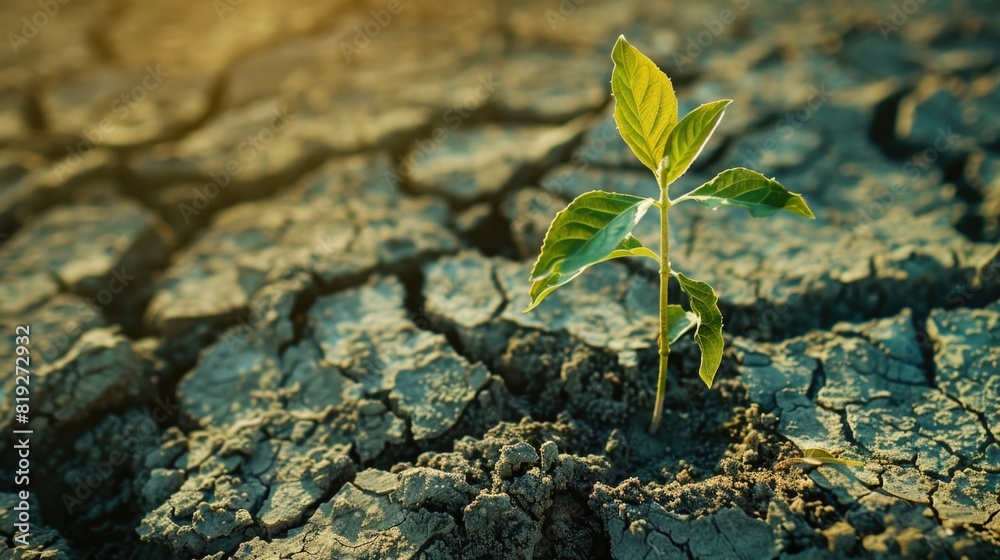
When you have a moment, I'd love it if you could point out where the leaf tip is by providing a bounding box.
[793,195,816,219]
[612,35,628,55]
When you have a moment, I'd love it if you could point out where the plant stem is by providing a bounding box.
[650,193,670,434]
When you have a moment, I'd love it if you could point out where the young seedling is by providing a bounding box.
[524,36,816,434]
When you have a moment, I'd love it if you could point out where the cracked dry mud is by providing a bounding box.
[1,0,999,559]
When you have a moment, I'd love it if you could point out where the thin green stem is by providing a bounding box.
[650,187,670,434]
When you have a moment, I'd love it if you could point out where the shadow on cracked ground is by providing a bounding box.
[0,0,999,558]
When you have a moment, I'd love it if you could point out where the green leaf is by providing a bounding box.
[662,100,731,186]
[674,272,724,388]
[611,35,678,174]
[679,167,815,218]
[525,191,657,312]
[664,304,697,345]
[800,448,864,468]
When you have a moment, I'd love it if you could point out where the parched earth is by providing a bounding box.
[1,0,999,558]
